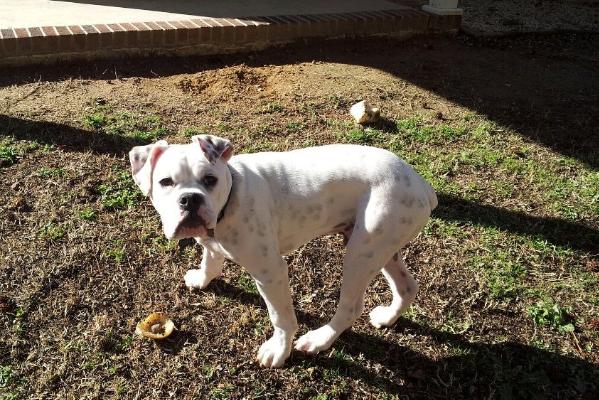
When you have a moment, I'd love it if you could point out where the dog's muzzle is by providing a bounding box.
[174,192,208,238]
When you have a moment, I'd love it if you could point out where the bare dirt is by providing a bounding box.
[0,32,598,399]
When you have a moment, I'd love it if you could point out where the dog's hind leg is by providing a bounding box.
[294,191,400,354]
[369,251,418,328]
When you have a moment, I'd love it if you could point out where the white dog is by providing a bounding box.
[129,135,437,368]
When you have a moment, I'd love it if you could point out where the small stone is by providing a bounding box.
[349,100,380,125]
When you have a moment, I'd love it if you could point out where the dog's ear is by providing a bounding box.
[129,140,169,196]
[191,134,234,163]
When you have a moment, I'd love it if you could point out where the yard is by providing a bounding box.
[1,32,598,399]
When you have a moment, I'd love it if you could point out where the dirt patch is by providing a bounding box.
[176,65,268,98]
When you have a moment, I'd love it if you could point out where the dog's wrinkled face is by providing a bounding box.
[129,135,233,240]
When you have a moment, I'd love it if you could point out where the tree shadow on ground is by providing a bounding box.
[3,115,597,254]
[1,33,597,168]
[0,114,144,156]
[207,281,599,399]
[436,193,599,254]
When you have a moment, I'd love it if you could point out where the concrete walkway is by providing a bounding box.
[3,0,413,27]
[0,0,461,65]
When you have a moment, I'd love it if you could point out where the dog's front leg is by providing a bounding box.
[184,245,225,290]
[252,257,298,368]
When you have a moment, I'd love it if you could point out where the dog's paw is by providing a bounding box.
[294,325,337,354]
[256,335,291,368]
[184,269,215,290]
[369,305,401,328]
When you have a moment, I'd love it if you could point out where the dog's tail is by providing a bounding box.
[420,177,438,211]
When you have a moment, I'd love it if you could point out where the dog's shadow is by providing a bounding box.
[203,280,598,398]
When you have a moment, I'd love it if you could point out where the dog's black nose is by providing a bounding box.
[178,193,203,211]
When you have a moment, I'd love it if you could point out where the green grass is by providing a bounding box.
[259,101,285,114]
[528,299,575,333]
[0,141,18,167]
[82,104,167,142]
[237,273,258,295]
[105,240,126,263]
[78,208,97,221]
[39,222,67,241]
[98,168,143,211]
[38,167,65,178]
[0,138,39,167]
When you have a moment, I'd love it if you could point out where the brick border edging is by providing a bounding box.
[0,10,461,65]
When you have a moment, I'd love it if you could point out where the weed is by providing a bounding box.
[106,241,126,263]
[210,383,234,399]
[39,222,67,241]
[486,262,526,300]
[527,299,575,333]
[99,168,142,210]
[0,365,14,388]
[83,105,167,141]
[259,101,284,114]
[201,365,215,381]
[79,208,97,221]
[0,142,18,167]
[38,167,65,178]
[237,273,258,295]
[181,127,208,137]
[83,113,108,129]
[342,128,382,145]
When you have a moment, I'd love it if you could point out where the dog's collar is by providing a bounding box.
[207,165,233,238]
[217,170,232,223]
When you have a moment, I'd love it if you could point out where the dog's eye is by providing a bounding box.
[202,175,218,188]
[159,177,174,187]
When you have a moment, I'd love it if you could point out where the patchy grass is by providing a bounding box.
[528,299,575,333]
[0,34,597,399]
[98,167,143,210]
[83,103,167,142]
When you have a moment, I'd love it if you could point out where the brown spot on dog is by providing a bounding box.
[393,252,399,262]
[403,174,412,187]
[401,194,415,208]
[259,245,268,257]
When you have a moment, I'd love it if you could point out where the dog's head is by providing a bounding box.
[129,135,234,240]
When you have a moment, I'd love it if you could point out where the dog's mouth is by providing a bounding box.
[173,211,208,239]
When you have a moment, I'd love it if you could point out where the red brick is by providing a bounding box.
[131,22,154,47]
[67,25,86,51]
[143,21,165,46]
[80,25,100,50]
[216,18,237,43]
[13,28,32,55]
[154,21,176,46]
[0,28,15,39]
[118,23,138,47]
[190,19,214,43]
[106,23,127,48]
[178,20,201,44]
[54,26,73,52]
[263,16,288,42]
[0,29,17,56]
[169,20,190,45]
[41,26,58,36]
[203,18,225,43]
